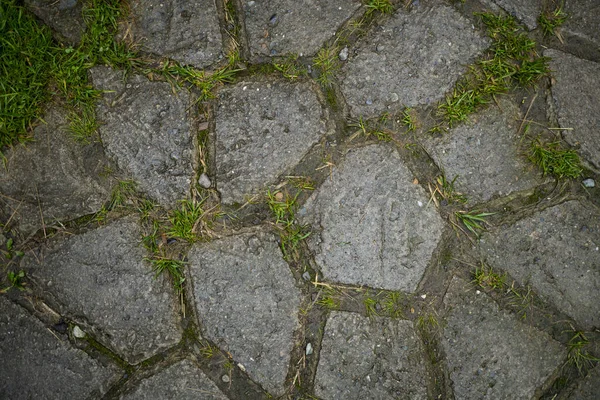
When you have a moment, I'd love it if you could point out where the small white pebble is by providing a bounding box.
[237,363,246,372]
[420,294,427,299]
[476,290,481,295]
[417,201,423,207]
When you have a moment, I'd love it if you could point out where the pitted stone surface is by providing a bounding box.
[0,107,111,235]
[22,217,182,364]
[490,0,541,30]
[422,101,542,203]
[243,0,361,57]
[24,0,85,44]
[92,66,195,207]
[128,0,223,68]
[564,366,600,400]
[302,144,444,292]
[479,201,600,329]
[314,312,428,400]
[443,277,566,400]
[120,359,227,400]
[188,230,302,395]
[563,0,600,47]
[340,5,489,117]
[0,297,119,399]
[546,49,600,172]
[216,79,326,204]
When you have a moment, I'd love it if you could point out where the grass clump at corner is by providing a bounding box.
[566,330,599,376]
[529,139,582,179]
[273,54,307,80]
[364,0,394,15]
[313,46,340,87]
[538,5,567,38]
[167,198,221,242]
[267,189,311,261]
[472,264,506,290]
[453,211,495,238]
[146,257,186,293]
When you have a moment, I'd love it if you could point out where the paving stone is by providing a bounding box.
[188,229,302,395]
[563,365,600,400]
[302,144,444,292]
[489,0,541,30]
[0,297,120,399]
[422,100,542,204]
[314,312,428,400]
[92,66,196,207]
[0,107,111,235]
[128,0,223,68]
[546,49,600,172]
[24,0,85,44]
[216,79,326,204]
[442,277,566,400]
[121,359,227,400]
[243,0,361,57]
[22,217,182,364]
[340,5,489,118]
[479,200,600,330]
[563,0,600,47]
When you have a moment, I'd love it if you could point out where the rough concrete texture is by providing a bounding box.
[546,49,600,172]
[243,0,361,57]
[24,0,85,44]
[128,0,223,68]
[216,79,326,204]
[22,217,182,364]
[0,107,111,235]
[92,66,195,207]
[422,101,542,204]
[490,0,541,30]
[120,359,227,400]
[0,297,119,399]
[443,277,566,400]
[563,0,600,47]
[564,366,600,400]
[340,5,489,117]
[479,201,600,330]
[314,312,428,400]
[188,229,302,395]
[302,144,444,292]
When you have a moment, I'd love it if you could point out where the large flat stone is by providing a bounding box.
[22,217,182,364]
[0,297,120,399]
[301,144,444,292]
[546,49,600,172]
[490,0,541,30]
[340,5,489,117]
[314,312,428,400]
[563,0,600,47]
[442,277,566,400]
[188,229,302,396]
[479,201,600,330]
[216,79,326,204]
[243,0,361,57]
[128,0,223,68]
[24,0,85,44]
[92,66,195,207]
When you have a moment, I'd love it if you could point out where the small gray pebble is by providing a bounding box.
[366,98,373,105]
[302,271,311,281]
[582,178,595,188]
[338,47,349,61]
[221,375,230,383]
[376,44,385,52]
[306,343,313,355]
[198,173,211,188]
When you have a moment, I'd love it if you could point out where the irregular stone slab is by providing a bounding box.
[563,0,600,47]
[24,0,85,44]
[546,49,600,172]
[92,66,195,207]
[22,217,182,364]
[340,5,489,117]
[489,0,541,30]
[128,0,223,68]
[0,107,111,235]
[188,229,302,395]
[479,201,600,329]
[422,100,542,204]
[443,277,565,400]
[315,312,428,399]
[302,144,444,292]
[244,0,361,57]
[216,79,326,204]
[564,365,600,400]
[121,359,227,400]
[0,297,120,399]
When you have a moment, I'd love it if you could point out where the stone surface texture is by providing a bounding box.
[490,0,541,30]
[22,217,182,364]
[0,297,119,399]
[24,0,85,44]
[479,201,600,330]
[442,277,566,400]
[564,366,600,400]
[563,0,600,46]
[302,144,444,292]
[314,312,428,400]
[92,66,195,207]
[216,79,326,204]
[340,5,489,117]
[188,230,302,395]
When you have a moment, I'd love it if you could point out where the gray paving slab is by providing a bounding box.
[340,5,489,118]
[188,229,302,396]
[92,66,196,207]
[442,277,566,400]
[215,79,326,204]
[314,311,428,400]
[563,0,600,47]
[564,366,600,400]
[489,0,541,30]
[301,144,444,292]
[128,0,223,68]
[479,200,600,330]
[22,217,182,364]
[24,0,85,44]
[546,49,600,172]
[0,297,120,399]
[243,0,361,57]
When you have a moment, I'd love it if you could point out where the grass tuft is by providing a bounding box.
[146,257,186,293]
[364,0,394,15]
[472,264,506,290]
[313,46,340,87]
[566,331,599,376]
[454,211,495,238]
[529,139,582,179]
[539,6,567,38]
[167,198,214,242]
[266,189,311,260]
